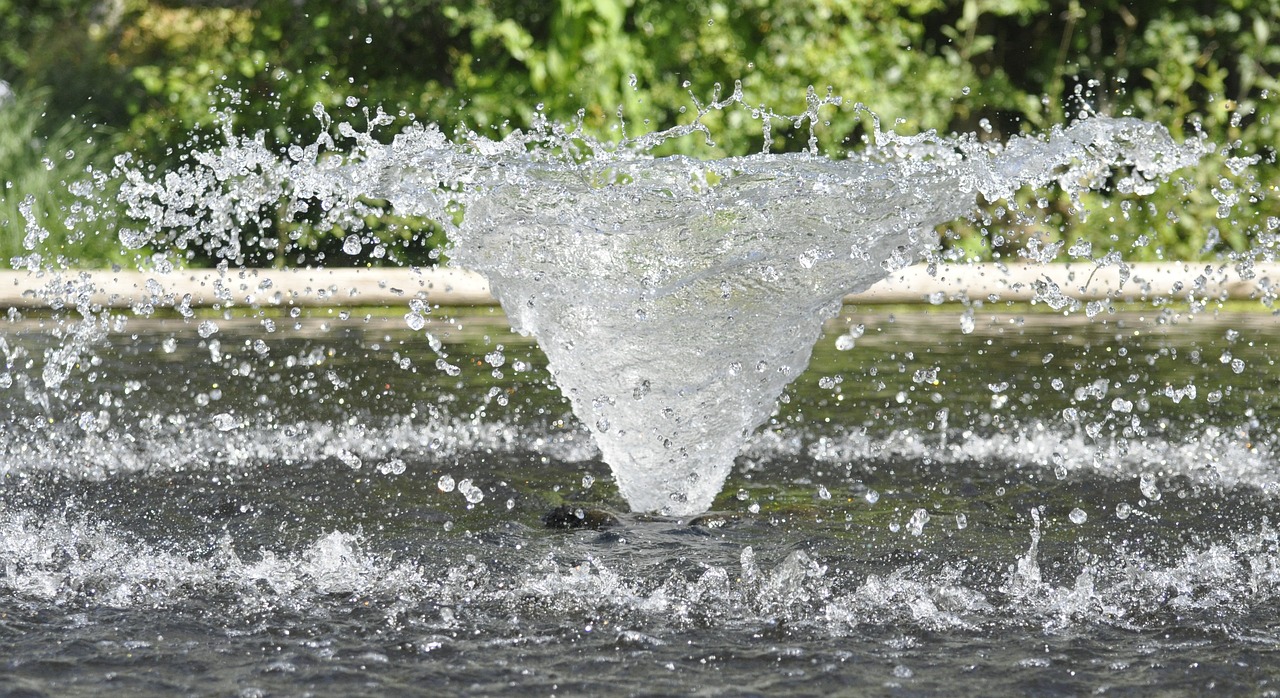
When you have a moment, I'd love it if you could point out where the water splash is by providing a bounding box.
[3,508,1278,635]
[76,101,1206,514]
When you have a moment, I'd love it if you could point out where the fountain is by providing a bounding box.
[92,99,1207,515]
[431,116,1205,514]
[2,84,1278,694]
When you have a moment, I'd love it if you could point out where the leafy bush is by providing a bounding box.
[0,87,135,268]
[1,0,1276,267]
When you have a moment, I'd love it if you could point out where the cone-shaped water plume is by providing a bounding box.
[448,162,960,514]
[110,111,1203,515]
[369,116,1203,515]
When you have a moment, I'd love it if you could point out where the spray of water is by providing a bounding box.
[17,88,1205,515]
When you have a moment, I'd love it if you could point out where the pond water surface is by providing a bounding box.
[1,305,1278,695]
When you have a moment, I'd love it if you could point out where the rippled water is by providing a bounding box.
[3,306,1277,695]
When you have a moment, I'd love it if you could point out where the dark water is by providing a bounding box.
[2,305,1279,696]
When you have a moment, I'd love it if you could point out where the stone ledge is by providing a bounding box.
[1,262,1276,309]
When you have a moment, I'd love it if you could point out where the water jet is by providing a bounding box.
[368,113,1204,514]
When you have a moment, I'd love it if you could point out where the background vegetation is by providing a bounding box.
[1,0,1276,268]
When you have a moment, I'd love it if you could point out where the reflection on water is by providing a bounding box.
[1,307,1278,695]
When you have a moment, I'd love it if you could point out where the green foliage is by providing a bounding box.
[0,89,135,268]
[1,0,1276,267]
[948,0,1280,263]
[0,0,94,75]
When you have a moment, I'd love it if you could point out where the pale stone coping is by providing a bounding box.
[1,262,1277,309]
[856,261,1279,305]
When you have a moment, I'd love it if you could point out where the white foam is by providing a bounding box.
[2,508,1277,636]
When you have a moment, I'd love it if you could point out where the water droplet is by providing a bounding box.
[1139,473,1161,501]
[459,478,484,504]
[817,485,831,500]
[907,508,929,536]
[338,450,362,470]
[1051,452,1068,480]
[1069,508,1088,524]
[865,489,880,504]
[377,458,406,475]
[955,512,968,529]
[197,320,218,338]
[1116,502,1132,519]
[912,368,939,385]
[343,235,362,255]
[438,475,456,493]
